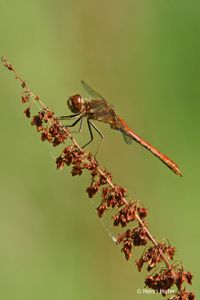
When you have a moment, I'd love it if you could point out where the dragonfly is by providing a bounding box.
[59,81,182,177]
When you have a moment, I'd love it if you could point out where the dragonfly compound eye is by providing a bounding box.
[67,94,85,113]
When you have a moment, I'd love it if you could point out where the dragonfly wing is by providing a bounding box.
[114,115,133,144]
[81,80,105,99]
[122,133,133,144]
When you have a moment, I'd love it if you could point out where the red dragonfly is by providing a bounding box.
[59,81,182,176]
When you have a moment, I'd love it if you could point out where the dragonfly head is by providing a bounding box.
[67,94,85,114]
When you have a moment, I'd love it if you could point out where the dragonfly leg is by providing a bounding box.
[58,113,80,120]
[82,119,104,156]
[60,116,83,133]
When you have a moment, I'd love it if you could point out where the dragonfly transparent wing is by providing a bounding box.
[122,133,133,144]
[81,80,105,99]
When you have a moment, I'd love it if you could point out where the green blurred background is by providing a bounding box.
[0,0,199,299]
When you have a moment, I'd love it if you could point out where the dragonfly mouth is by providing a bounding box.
[67,97,73,111]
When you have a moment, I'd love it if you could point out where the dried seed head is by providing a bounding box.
[24,107,31,118]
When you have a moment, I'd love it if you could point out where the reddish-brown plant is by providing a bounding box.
[1,57,195,299]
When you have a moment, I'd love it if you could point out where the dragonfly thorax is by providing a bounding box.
[67,94,85,114]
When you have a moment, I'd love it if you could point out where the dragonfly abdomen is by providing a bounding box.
[114,116,182,176]
[125,129,182,176]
